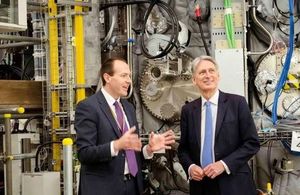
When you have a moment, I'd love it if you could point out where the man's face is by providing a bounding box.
[192,60,219,94]
[105,60,131,98]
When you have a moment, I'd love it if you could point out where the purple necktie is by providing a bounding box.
[114,101,138,177]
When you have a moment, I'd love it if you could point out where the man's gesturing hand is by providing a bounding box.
[147,129,176,153]
[114,126,142,151]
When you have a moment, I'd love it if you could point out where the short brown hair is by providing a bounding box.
[100,57,127,86]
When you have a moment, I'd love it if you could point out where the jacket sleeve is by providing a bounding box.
[221,97,260,174]
[178,105,195,174]
[75,100,112,164]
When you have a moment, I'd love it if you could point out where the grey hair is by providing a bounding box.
[191,55,219,74]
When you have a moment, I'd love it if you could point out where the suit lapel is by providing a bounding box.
[192,98,202,147]
[96,91,122,137]
[215,91,228,138]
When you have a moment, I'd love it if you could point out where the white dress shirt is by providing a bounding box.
[188,90,230,178]
[101,88,152,175]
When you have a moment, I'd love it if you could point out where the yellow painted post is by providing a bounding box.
[48,0,61,171]
[74,0,86,103]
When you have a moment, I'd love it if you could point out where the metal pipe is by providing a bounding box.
[242,0,248,100]
[27,0,47,7]
[1,107,25,195]
[4,114,12,195]
[0,107,25,114]
[0,42,35,49]
[63,138,73,195]
[0,153,36,161]
[56,0,92,7]
[247,0,273,56]
[0,113,42,119]
[22,138,31,172]
[125,4,133,99]
[0,34,44,43]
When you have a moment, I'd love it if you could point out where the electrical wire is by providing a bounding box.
[282,97,300,118]
[273,0,290,18]
[267,140,274,183]
[272,0,295,124]
[23,115,43,132]
[195,4,210,55]
[21,56,34,80]
[140,0,179,59]
[0,64,30,80]
[100,0,179,59]
[100,1,149,11]
[34,141,61,172]
[272,1,299,26]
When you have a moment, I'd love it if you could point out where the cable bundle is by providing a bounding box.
[224,0,236,48]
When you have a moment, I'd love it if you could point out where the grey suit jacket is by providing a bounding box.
[178,91,260,195]
[75,91,143,195]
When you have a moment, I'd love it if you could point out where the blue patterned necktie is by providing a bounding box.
[114,101,138,176]
[202,101,213,167]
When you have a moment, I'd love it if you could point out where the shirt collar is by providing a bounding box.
[101,87,120,107]
[201,90,219,107]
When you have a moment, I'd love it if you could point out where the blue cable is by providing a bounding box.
[272,0,294,124]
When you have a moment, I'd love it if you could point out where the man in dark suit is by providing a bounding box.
[178,56,260,195]
[75,57,175,195]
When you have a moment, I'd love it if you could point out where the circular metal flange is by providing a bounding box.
[140,54,199,121]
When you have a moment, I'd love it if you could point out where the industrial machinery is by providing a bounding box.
[0,0,300,194]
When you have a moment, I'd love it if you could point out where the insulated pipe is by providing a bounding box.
[63,138,73,195]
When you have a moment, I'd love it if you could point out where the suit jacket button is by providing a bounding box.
[122,154,125,157]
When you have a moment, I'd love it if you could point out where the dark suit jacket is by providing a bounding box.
[178,91,260,195]
[75,91,143,195]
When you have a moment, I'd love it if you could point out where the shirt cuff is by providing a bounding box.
[220,160,231,174]
[143,144,154,159]
[110,141,119,157]
[188,164,196,180]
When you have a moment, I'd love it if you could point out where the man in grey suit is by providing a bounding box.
[178,56,260,195]
[75,57,175,195]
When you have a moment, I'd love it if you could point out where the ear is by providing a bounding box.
[103,73,111,84]
[192,76,196,85]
